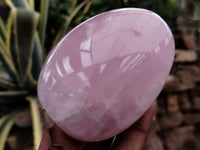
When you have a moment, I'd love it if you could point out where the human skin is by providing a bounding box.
[39,102,156,150]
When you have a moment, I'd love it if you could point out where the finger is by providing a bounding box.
[38,111,54,150]
[49,124,80,150]
[38,125,51,150]
[110,102,156,150]
[39,111,80,150]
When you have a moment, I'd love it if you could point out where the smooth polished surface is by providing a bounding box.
[38,8,175,141]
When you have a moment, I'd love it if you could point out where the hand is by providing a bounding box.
[39,102,156,150]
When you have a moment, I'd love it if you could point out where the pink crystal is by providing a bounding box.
[38,8,175,141]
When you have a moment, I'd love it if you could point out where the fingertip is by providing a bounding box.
[43,110,54,129]
[109,102,157,150]
[38,125,51,150]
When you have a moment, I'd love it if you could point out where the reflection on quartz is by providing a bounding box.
[120,55,132,69]
[46,47,57,65]
[62,56,74,74]
[80,38,92,51]
[51,77,56,86]
[100,64,107,74]
[77,72,91,88]
[86,22,97,37]
[43,67,51,83]
[129,53,149,70]
[121,53,148,72]
[56,61,64,77]
[80,51,92,67]
[92,30,154,65]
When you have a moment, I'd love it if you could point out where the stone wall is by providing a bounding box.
[144,45,200,150]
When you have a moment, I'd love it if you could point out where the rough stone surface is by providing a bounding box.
[15,109,32,127]
[37,8,174,141]
[159,112,184,129]
[162,126,194,150]
[164,66,200,92]
[167,94,179,112]
[192,97,200,110]
[175,49,198,62]
[182,33,197,50]
[184,113,200,125]
[143,132,164,150]
[143,121,163,150]
[182,137,200,150]
[178,93,191,111]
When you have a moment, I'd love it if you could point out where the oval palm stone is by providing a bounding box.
[38,8,175,141]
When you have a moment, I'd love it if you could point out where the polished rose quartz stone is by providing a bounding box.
[38,8,175,141]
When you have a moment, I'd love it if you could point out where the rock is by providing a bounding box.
[180,66,200,87]
[164,75,178,91]
[192,97,200,110]
[189,86,200,97]
[164,75,189,92]
[157,98,167,115]
[182,137,200,150]
[178,93,191,111]
[143,132,164,150]
[167,94,179,112]
[13,127,33,150]
[37,8,175,141]
[184,113,200,125]
[164,66,200,92]
[15,109,32,127]
[182,33,197,50]
[175,49,198,63]
[159,112,184,129]
[194,122,200,137]
[7,135,17,150]
[163,126,194,150]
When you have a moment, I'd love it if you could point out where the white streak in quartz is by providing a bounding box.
[55,61,64,77]
[77,72,91,88]
[46,50,56,65]
[88,22,97,34]
[129,53,149,70]
[81,51,92,67]
[51,77,56,86]
[121,53,143,72]
[120,55,132,69]
[80,38,91,51]
[43,67,51,83]
[154,46,160,54]
[100,64,107,74]
[63,56,74,74]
